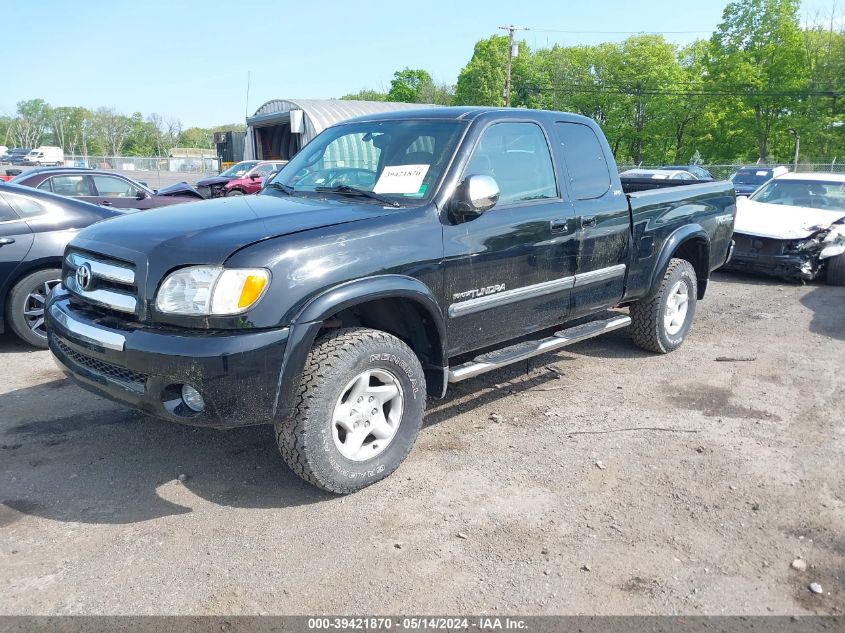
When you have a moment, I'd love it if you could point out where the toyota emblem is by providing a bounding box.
[75,263,93,291]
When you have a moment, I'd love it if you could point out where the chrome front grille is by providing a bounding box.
[64,251,138,315]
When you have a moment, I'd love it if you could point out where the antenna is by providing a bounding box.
[245,70,251,121]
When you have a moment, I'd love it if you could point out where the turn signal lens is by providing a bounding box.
[210,268,271,315]
[238,274,268,308]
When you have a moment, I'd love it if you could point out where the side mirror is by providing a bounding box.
[136,190,148,200]
[249,172,262,180]
[453,174,500,218]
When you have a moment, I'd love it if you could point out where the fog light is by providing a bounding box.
[181,384,205,412]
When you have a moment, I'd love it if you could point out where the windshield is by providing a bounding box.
[732,170,772,186]
[266,119,466,205]
[220,161,258,177]
[750,179,845,210]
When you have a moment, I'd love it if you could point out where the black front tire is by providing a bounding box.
[630,258,698,354]
[826,253,845,286]
[7,269,62,348]
[275,328,426,494]
[225,189,244,197]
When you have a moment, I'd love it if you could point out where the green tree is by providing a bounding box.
[340,89,388,101]
[50,106,91,155]
[12,98,51,148]
[453,35,511,106]
[707,0,807,162]
[178,127,213,149]
[387,68,433,103]
[91,107,133,157]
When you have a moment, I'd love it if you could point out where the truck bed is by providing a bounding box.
[623,180,737,300]
[620,177,718,194]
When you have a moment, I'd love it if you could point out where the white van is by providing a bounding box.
[23,146,64,166]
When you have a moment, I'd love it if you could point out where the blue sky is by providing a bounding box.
[2,0,840,127]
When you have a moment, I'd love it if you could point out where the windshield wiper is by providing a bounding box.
[266,182,295,195]
[314,184,400,208]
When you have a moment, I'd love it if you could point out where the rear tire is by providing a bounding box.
[826,253,845,286]
[7,269,62,348]
[630,258,698,354]
[275,328,426,494]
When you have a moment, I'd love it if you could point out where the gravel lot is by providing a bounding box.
[0,272,842,615]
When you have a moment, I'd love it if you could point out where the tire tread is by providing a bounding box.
[630,258,696,354]
[275,327,424,494]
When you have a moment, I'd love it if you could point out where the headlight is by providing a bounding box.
[155,266,270,315]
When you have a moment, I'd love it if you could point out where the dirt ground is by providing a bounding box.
[0,272,842,616]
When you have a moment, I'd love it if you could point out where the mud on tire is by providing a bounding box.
[630,258,698,354]
[275,327,426,494]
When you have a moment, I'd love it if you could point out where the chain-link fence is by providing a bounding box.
[64,155,219,173]
[619,162,845,180]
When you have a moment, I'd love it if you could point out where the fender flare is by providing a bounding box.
[272,275,448,421]
[649,224,711,299]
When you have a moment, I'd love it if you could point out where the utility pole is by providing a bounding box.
[789,128,800,171]
[499,25,528,107]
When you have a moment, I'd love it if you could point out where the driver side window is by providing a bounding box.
[464,122,558,205]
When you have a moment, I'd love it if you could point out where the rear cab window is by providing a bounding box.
[554,122,612,200]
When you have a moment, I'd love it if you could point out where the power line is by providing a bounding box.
[528,28,712,35]
[518,83,845,99]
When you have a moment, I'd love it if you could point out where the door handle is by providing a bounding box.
[550,219,570,234]
[0,237,15,246]
[100,201,113,206]
[581,216,597,228]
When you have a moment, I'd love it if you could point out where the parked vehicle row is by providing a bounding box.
[1,106,839,495]
[9,167,203,209]
[196,160,287,198]
[1,148,33,165]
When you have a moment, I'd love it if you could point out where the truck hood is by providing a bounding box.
[73,194,392,266]
[734,198,845,239]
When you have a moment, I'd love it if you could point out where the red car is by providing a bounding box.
[196,160,287,198]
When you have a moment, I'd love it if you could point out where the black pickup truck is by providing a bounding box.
[46,108,736,493]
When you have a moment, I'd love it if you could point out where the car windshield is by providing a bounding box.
[266,119,466,206]
[220,161,257,177]
[732,170,772,186]
[750,179,845,210]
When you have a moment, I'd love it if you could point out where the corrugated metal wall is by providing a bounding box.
[244,99,435,160]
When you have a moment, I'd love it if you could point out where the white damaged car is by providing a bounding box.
[725,172,845,284]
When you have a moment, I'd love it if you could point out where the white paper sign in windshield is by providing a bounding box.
[373,164,430,194]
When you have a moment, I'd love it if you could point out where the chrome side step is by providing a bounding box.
[447,314,631,383]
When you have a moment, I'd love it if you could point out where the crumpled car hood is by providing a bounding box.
[155,181,203,198]
[734,198,845,239]
[196,175,232,187]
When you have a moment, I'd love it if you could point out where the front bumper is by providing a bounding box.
[723,244,818,281]
[46,292,289,429]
